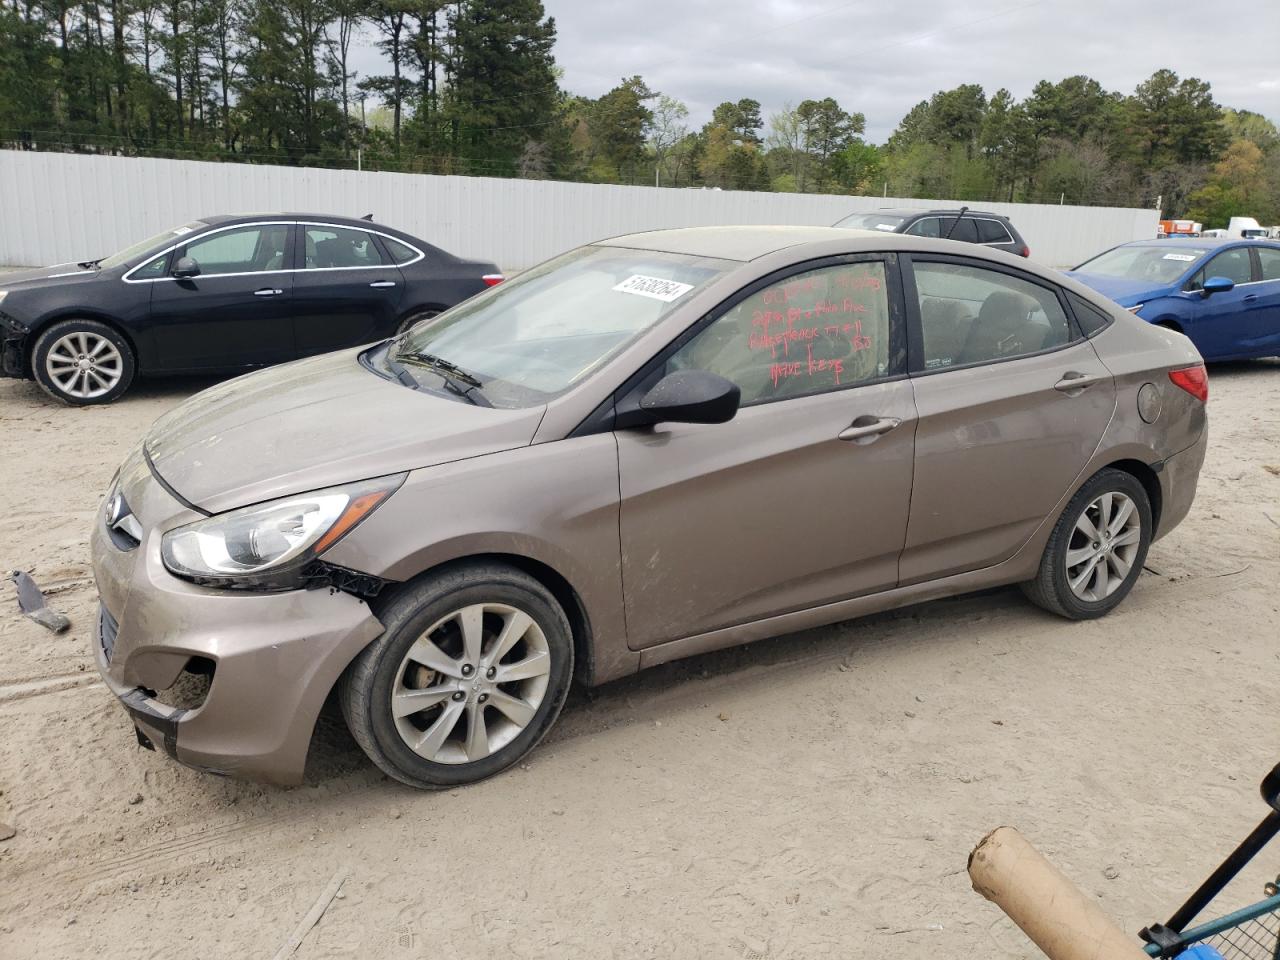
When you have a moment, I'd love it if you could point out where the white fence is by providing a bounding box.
[0,150,1158,269]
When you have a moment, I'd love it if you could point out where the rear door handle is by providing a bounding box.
[254,287,283,296]
[1054,371,1105,393]
[838,416,901,443]
[369,280,397,289]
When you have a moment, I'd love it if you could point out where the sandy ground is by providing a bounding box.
[0,355,1278,960]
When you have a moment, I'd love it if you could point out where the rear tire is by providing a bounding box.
[396,309,441,336]
[341,562,574,789]
[31,319,135,405]
[1020,468,1152,620]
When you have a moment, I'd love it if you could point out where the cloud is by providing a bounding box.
[348,0,1280,143]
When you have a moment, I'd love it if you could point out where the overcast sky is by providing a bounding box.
[349,0,1280,144]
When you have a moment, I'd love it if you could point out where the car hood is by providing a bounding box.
[0,262,104,289]
[1063,271,1175,307]
[144,347,546,513]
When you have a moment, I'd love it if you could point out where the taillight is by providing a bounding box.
[1168,364,1208,403]
[482,274,504,287]
[1019,245,1030,257]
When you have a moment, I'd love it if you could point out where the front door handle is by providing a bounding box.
[369,280,397,289]
[838,416,901,443]
[1054,371,1105,393]
[254,287,283,296]
[1243,294,1258,303]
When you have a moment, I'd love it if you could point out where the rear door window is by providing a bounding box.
[1255,246,1280,281]
[907,217,979,242]
[912,260,1073,369]
[303,226,387,269]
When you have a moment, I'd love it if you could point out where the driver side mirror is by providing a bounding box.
[172,256,200,279]
[635,370,741,426]
[1201,275,1234,298]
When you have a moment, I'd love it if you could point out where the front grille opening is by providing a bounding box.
[151,657,215,711]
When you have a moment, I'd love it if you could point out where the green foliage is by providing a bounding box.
[0,11,1275,218]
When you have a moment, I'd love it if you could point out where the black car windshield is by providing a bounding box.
[833,213,907,232]
[1075,244,1209,284]
[392,245,734,408]
[97,221,209,269]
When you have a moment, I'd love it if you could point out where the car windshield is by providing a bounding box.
[97,221,209,269]
[1075,244,1208,284]
[391,244,735,408]
[833,213,906,232]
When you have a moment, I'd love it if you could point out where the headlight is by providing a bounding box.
[1127,304,1144,314]
[161,474,404,590]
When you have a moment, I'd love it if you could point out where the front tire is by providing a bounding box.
[1021,468,1152,620]
[31,319,135,405]
[341,563,574,789]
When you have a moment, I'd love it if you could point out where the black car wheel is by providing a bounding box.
[396,309,441,336]
[31,319,136,405]
[341,562,574,789]
[1021,468,1152,620]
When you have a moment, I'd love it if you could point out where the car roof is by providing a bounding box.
[1116,237,1257,249]
[855,207,1010,220]
[596,225,885,262]
[210,212,399,231]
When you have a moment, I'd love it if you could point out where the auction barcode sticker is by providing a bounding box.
[1163,253,1196,261]
[612,274,695,302]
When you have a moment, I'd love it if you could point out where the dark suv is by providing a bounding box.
[833,208,1030,258]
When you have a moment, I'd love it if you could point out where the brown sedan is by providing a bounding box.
[90,226,1208,788]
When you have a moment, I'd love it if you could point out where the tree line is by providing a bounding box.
[2,0,1277,224]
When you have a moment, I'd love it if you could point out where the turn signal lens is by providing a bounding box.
[1168,365,1208,403]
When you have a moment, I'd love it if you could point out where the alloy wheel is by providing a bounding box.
[1065,491,1142,602]
[390,603,551,765]
[44,331,124,399]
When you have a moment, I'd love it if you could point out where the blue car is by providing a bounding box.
[1066,239,1280,361]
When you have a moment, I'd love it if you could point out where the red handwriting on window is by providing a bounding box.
[835,273,882,292]
[806,343,844,384]
[770,361,803,387]
[760,275,820,305]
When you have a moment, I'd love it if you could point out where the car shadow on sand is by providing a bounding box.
[300,584,1033,791]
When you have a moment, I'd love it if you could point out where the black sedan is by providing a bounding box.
[0,214,503,404]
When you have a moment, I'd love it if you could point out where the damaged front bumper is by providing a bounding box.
[0,310,30,378]
[90,446,386,785]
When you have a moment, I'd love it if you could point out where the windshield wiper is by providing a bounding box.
[77,259,102,269]
[395,350,491,406]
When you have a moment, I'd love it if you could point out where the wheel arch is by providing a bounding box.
[26,311,142,376]
[1095,457,1163,534]
[397,302,450,323]
[369,552,598,689]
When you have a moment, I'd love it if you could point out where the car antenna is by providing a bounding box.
[361,213,374,221]
[944,206,969,240]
